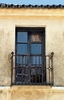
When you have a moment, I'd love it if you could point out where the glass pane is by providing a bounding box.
[17,56,28,65]
[17,32,27,42]
[17,44,27,54]
[31,44,41,54]
[30,33,42,42]
[31,56,42,65]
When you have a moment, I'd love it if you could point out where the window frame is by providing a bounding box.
[15,27,46,85]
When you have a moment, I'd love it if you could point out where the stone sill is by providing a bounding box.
[10,85,52,90]
[0,86,64,90]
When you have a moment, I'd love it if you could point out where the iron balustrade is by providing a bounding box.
[11,52,54,85]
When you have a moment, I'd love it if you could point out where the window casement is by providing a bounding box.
[11,27,54,85]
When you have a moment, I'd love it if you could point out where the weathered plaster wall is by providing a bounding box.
[0,86,64,100]
[11,86,64,100]
[0,87,11,100]
[0,8,64,86]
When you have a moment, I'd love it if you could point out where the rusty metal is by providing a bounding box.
[11,51,14,85]
[51,52,54,85]
[49,52,54,59]
[47,52,54,85]
[11,52,54,85]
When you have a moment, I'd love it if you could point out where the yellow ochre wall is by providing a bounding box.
[0,86,64,100]
[0,8,64,100]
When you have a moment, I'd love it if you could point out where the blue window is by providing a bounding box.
[15,28,46,85]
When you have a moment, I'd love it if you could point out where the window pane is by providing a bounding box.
[30,33,42,42]
[17,44,27,54]
[17,56,28,65]
[31,44,41,54]
[17,32,27,42]
[31,56,42,65]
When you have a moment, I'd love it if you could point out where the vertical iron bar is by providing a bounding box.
[35,56,36,83]
[51,52,54,85]
[11,52,14,85]
[39,56,40,83]
[48,57,50,84]
[18,56,20,65]
[22,55,24,84]
[28,32,31,84]
[42,56,43,84]
[43,56,44,83]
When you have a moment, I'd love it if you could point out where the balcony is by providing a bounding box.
[11,52,54,85]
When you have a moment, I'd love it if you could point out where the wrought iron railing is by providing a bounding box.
[11,52,54,85]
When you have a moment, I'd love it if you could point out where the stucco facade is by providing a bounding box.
[0,7,64,100]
